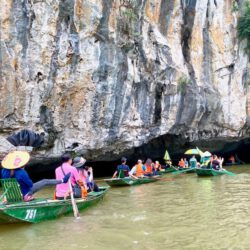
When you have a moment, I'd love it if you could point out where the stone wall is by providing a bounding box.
[0,0,249,161]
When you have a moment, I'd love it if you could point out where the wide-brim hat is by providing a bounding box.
[73,157,86,168]
[1,151,30,169]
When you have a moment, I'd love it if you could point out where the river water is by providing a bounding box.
[1,165,250,250]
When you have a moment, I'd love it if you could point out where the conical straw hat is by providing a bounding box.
[1,151,30,169]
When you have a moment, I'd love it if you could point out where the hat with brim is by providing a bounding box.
[1,151,30,169]
[73,157,86,168]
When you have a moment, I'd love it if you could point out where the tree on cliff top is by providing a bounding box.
[237,1,250,57]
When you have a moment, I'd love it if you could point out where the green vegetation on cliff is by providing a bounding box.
[237,1,250,55]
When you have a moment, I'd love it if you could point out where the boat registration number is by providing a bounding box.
[25,209,37,220]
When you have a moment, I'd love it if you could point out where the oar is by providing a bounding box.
[172,168,195,175]
[68,180,80,218]
[222,169,237,176]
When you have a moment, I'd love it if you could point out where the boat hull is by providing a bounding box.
[104,176,160,187]
[158,167,178,174]
[0,187,109,224]
[196,169,226,177]
[185,168,196,173]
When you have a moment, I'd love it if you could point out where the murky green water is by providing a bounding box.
[1,165,250,250]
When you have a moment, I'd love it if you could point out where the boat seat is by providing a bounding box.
[0,178,23,203]
[118,170,125,178]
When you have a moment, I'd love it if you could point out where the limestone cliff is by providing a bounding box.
[0,0,249,161]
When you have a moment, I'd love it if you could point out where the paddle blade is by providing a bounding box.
[224,170,237,176]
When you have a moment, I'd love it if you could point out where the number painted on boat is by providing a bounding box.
[25,209,37,220]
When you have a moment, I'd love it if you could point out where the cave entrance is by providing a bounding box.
[27,134,250,181]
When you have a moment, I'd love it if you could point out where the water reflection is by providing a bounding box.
[0,165,250,249]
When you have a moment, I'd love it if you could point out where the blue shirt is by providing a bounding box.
[189,158,197,168]
[1,168,33,196]
[116,164,130,176]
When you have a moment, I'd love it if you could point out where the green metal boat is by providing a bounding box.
[104,176,161,187]
[158,166,179,174]
[0,187,109,224]
[196,168,226,177]
[185,168,196,173]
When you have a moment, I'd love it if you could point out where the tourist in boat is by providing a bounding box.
[153,161,161,174]
[184,158,189,168]
[129,159,146,178]
[144,158,154,176]
[189,155,197,168]
[178,158,185,169]
[73,156,100,193]
[162,159,172,169]
[228,155,236,164]
[1,151,71,202]
[112,157,130,178]
[218,157,224,169]
[211,155,221,170]
[55,153,84,199]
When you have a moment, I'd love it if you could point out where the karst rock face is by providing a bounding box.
[0,0,249,161]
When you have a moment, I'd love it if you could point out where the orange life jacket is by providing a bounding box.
[154,163,161,171]
[145,164,153,174]
[178,160,185,168]
[135,164,145,177]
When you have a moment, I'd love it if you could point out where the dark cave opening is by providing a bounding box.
[25,134,250,181]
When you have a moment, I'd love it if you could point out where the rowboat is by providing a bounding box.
[196,168,226,177]
[0,187,109,224]
[104,176,161,187]
[224,162,242,166]
[158,166,179,174]
[185,168,196,173]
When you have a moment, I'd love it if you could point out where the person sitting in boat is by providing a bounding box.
[189,155,197,169]
[1,151,71,202]
[163,159,172,169]
[144,158,153,176]
[211,155,221,170]
[55,153,83,199]
[153,161,161,174]
[200,155,211,169]
[184,158,189,168]
[73,156,99,193]
[218,157,224,169]
[112,157,130,178]
[228,155,235,164]
[178,158,185,169]
[129,159,146,178]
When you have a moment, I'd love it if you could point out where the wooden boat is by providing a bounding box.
[0,187,109,224]
[196,168,226,177]
[104,176,161,187]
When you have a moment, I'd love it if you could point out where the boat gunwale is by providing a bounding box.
[0,186,109,210]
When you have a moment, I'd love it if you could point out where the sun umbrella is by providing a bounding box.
[202,151,212,157]
[184,147,203,156]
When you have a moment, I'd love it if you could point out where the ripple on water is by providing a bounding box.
[1,166,250,249]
